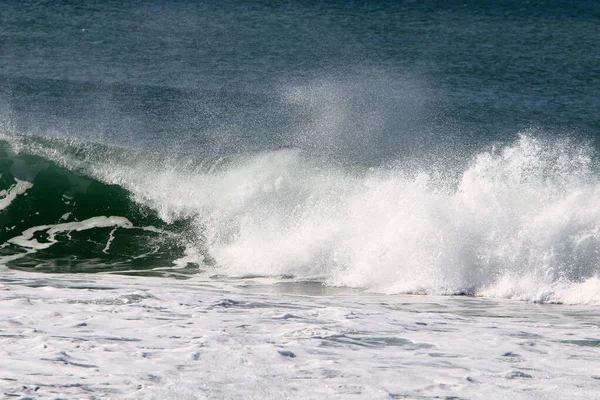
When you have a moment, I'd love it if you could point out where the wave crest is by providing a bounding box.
[2,133,600,303]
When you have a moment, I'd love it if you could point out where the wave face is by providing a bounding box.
[2,133,600,303]
[0,137,192,275]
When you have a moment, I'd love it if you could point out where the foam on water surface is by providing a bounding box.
[1,271,600,399]
[2,133,600,304]
[7,216,133,250]
[1,1,599,398]
[0,179,32,211]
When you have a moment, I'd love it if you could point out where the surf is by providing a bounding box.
[1,131,600,304]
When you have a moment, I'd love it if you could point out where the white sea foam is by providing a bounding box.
[0,179,33,211]
[1,272,600,399]
[6,216,133,250]
[5,133,600,304]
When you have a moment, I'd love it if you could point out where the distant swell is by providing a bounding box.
[2,132,600,304]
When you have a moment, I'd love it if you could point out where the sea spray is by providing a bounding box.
[2,133,600,303]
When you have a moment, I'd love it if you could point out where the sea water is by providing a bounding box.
[1,1,600,399]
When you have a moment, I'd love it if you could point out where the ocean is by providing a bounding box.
[1,1,600,398]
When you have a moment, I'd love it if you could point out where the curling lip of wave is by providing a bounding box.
[2,133,600,304]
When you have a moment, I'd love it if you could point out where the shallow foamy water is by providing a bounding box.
[2,269,600,400]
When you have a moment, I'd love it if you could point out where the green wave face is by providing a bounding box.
[0,138,194,276]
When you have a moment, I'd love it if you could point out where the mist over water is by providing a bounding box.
[1,1,599,304]
[3,125,600,304]
[5,3,600,400]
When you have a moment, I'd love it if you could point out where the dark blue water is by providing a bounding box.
[1,0,598,159]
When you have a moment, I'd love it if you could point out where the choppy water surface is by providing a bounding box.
[2,272,600,399]
[1,0,600,398]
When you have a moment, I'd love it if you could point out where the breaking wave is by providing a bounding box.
[2,132,600,304]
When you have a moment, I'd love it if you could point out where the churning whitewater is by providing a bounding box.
[1,1,600,398]
[2,132,599,304]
